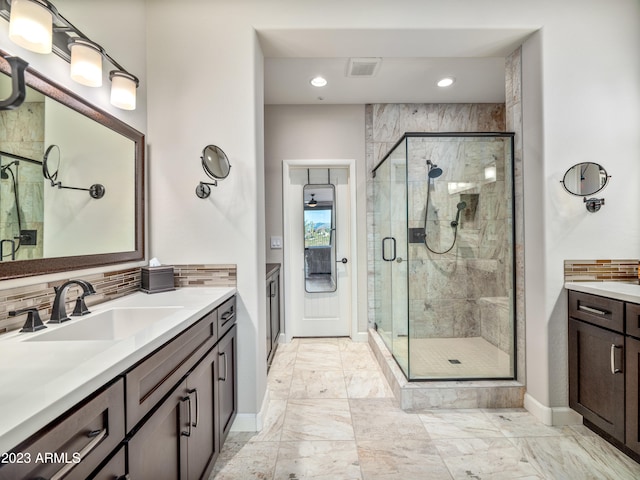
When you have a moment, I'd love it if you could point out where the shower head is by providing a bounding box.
[457,201,467,211]
[426,160,443,179]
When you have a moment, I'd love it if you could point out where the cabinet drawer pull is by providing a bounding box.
[219,351,228,381]
[220,311,235,324]
[578,304,609,316]
[49,428,107,480]
[180,396,192,437]
[188,388,199,427]
[610,344,622,374]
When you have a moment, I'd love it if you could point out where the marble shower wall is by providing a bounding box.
[406,135,512,343]
[0,102,45,261]
[367,103,517,354]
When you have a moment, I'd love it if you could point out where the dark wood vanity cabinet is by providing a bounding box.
[568,290,640,458]
[0,295,237,480]
[128,345,220,480]
[127,296,237,480]
[266,264,281,368]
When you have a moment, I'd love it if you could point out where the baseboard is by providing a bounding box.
[230,389,270,432]
[351,331,369,343]
[524,393,582,426]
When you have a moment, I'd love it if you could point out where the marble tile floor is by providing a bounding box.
[210,337,640,480]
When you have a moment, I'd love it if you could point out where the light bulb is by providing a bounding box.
[70,40,103,87]
[9,0,53,54]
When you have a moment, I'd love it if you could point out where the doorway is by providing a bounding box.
[283,160,358,340]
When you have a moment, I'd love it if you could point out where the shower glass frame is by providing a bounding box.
[373,132,516,382]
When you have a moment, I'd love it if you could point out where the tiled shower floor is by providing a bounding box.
[392,336,512,379]
[210,337,640,479]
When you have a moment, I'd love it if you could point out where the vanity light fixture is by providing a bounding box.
[437,77,455,87]
[69,38,102,87]
[310,76,328,87]
[1,0,140,110]
[8,0,52,54]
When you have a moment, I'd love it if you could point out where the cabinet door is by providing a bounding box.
[270,273,280,346]
[218,325,237,447]
[88,445,126,480]
[128,380,189,480]
[266,279,273,361]
[569,318,625,441]
[186,346,219,480]
[627,336,640,455]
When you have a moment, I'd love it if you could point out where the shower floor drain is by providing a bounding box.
[448,359,462,364]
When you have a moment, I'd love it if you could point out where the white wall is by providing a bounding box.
[146,0,640,425]
[264,105,368,334]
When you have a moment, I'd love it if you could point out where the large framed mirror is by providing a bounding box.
[0,51,144,279]
[303,183,336,293]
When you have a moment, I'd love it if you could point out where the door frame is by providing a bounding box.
[282,159,358,342]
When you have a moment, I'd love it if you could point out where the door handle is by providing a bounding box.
[337,257,348,264]
[610,344,622,374]
[219,351,228,381]
[180,395,192,436]
[188,388,199,427]
[382,237,396,262]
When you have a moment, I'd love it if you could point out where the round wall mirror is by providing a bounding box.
[43,144,60,185]
[561,162,609,196]
[201,145,231,180]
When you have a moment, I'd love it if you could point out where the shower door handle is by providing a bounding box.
[382,237,396,262]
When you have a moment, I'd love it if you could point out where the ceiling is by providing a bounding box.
[259,28,537,106]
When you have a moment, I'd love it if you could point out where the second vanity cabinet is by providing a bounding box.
[568,289,640,459]
[266,264,281,369]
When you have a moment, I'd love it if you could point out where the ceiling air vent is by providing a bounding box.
[347,58,382,77]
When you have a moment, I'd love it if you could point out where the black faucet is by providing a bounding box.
[9,307,46,332]
[49,280,97,324]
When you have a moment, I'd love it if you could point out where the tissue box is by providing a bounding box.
[141,266,175,294]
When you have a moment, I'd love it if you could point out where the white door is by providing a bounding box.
[285,165,352,337]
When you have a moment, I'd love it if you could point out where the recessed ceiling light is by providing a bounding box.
[310,76,328,87]
[437,77,455,87]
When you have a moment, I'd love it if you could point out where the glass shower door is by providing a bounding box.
[373,141,409,376]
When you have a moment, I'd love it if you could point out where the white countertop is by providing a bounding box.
[0,287,236,453]
[564,281,640,304]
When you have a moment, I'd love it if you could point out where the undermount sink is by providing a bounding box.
[25,307,184,342]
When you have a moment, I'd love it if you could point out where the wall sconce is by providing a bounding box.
[0,0,140,110]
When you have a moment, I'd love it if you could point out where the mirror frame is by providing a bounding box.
[560,162,609,197]
[201,145,231,180]
[0,50,145,279]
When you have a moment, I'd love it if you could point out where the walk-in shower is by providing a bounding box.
[373,132,515,381]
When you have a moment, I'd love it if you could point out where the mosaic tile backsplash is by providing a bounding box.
[0,264,237,334]
[564,259,638,283]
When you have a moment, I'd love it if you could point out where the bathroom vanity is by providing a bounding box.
[0,287,236,480]
[566,282,640,461]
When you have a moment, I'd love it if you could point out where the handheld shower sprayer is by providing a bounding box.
[451,201,467,227]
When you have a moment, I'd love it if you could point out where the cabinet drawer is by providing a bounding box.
[626,303,640,339]
[568,290,624,333]
[218,296,237,338]
[126,309,217,432]
[0,379,125,480]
